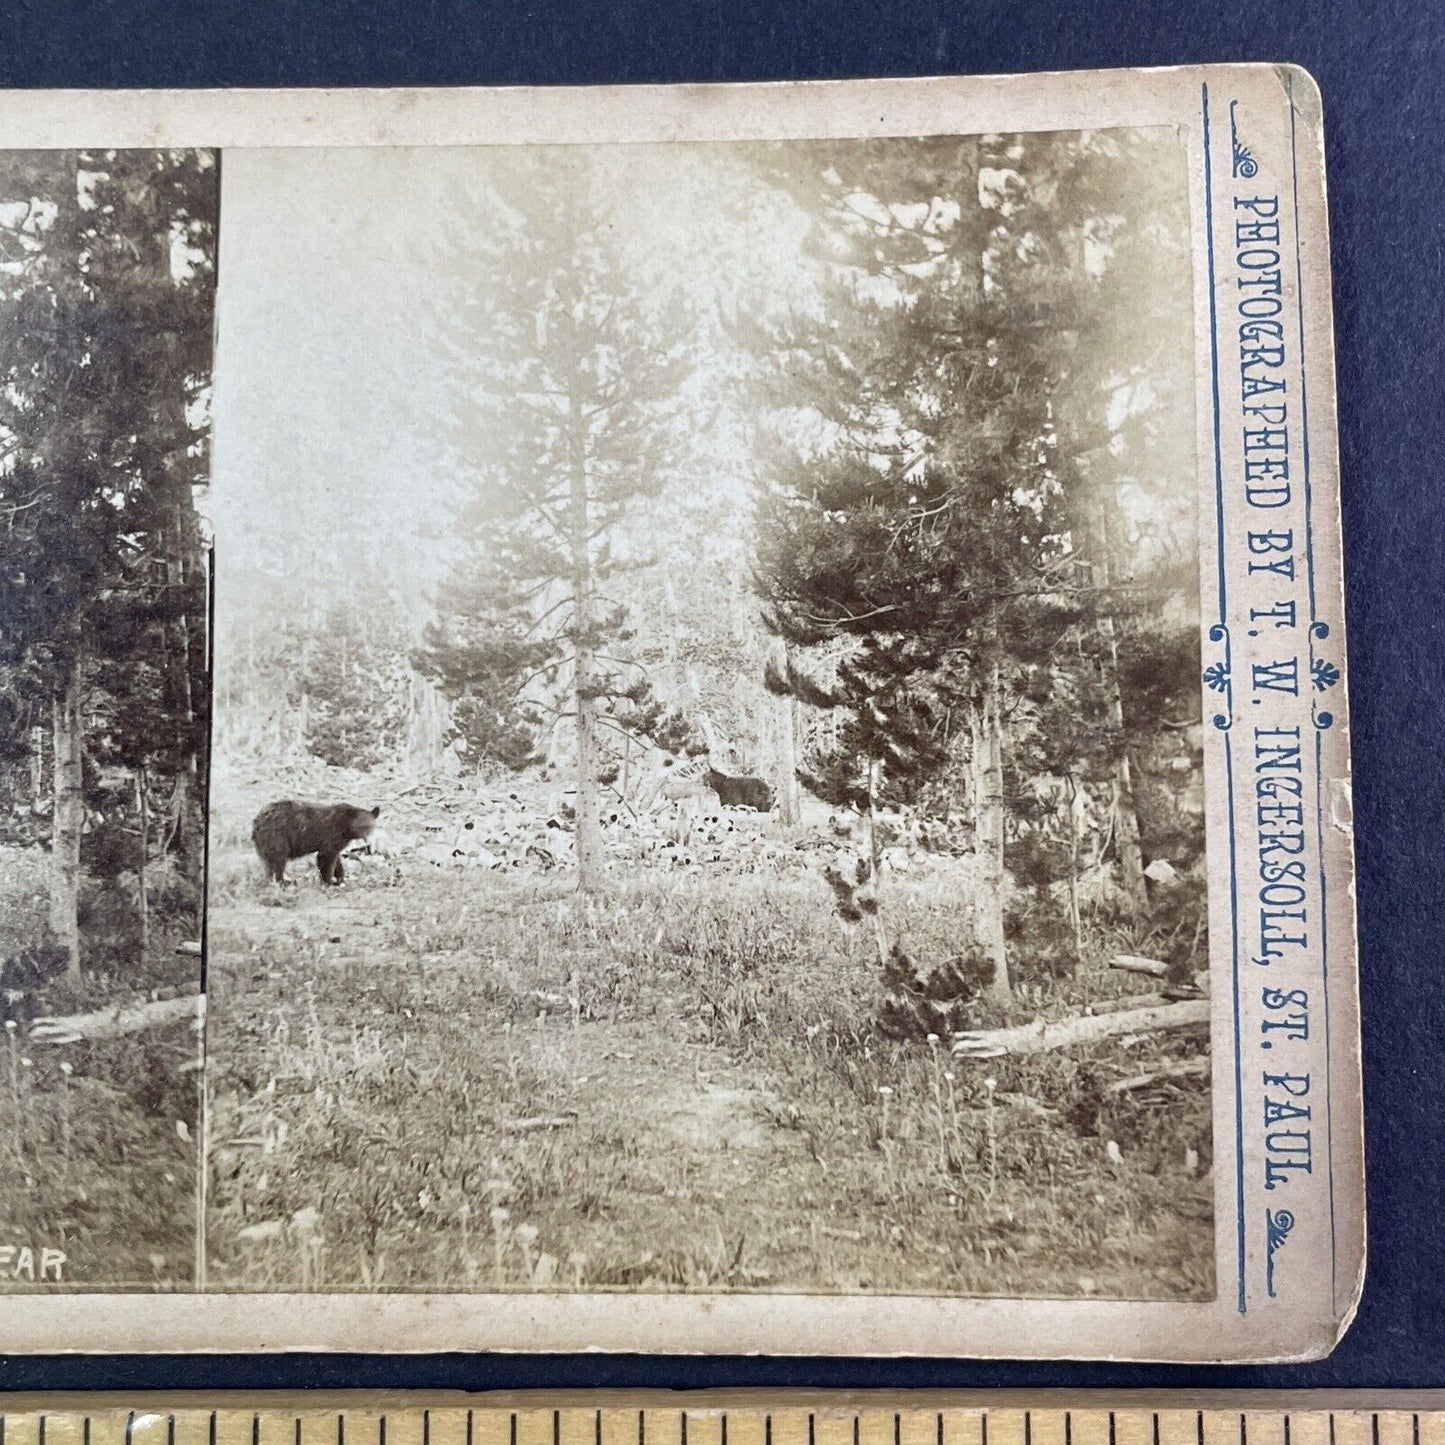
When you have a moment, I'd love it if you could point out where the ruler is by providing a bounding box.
[2,1396,1445,1445]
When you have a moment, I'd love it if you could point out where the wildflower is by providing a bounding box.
[291,1206,322,1236]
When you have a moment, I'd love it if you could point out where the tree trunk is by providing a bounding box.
[952,997,1209,1058]
[135,768,149,962]
[567,391,603,893]
[29,724,44,807]
[1112,754,1148,904]
[50,654,84,981]
[167,511,203,875]
[1066,774,1083,957]
[772,642,800,825]
[1094,503,1148,913]
[863,756,889,965]
[781,697,801,824]
[28,993,200,1045]
[975,663,1010,1002]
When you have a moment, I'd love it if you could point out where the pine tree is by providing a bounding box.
[748,130,1198,997]
[300,601,412,771]
[415,152,697,889]
[0,150,217,977]
[991,131,1200,911]
[747,135,1081,1001]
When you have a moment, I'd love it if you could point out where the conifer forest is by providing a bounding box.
[0,150,214,1285]
[2,130,1215,1298]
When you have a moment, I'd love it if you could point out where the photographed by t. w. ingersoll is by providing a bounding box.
[0,66,1361,1360]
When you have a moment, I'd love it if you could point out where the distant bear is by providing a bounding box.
[251,800,381,885]
[704,766,775,813]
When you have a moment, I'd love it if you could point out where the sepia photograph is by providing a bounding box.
[203,129,1213,1301]
[0,147,216,1288]
[0,67,1361,1359]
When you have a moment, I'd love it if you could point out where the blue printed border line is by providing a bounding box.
[1200,81,1248,1319]
[1203,78,1339,1317]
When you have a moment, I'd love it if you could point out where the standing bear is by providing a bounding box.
[251,800,381,885]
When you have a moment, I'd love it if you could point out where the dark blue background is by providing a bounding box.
[0,0,1441,1396]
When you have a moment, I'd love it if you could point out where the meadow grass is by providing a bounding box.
[0,844,200,1289]
[205,851,1214,1299]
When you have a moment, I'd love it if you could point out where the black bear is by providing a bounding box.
[704,766,775,812]
[251,800,380,885]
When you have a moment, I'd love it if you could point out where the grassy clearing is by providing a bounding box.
[205,841,1214,1300]
[0,845,200,1290]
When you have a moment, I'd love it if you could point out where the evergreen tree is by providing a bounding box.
[0,149,216,977]
[415,152,697,889]
[748,134,1080,1001]
[301,601,411,771]
[748,130,1198,999]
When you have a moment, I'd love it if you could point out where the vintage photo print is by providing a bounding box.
[0,66,1361,1360]
[205,127,1209,1304]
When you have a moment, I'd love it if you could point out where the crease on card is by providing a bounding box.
[1274,63,1324,131]
[1327,778,1353,838]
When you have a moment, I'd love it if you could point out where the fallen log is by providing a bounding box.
[1107,1057,1211,1093]
[26,994,201,1045]
[1087,991,1166,1015]
[1111,953,1170,977]
[952,998,1210,1058]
